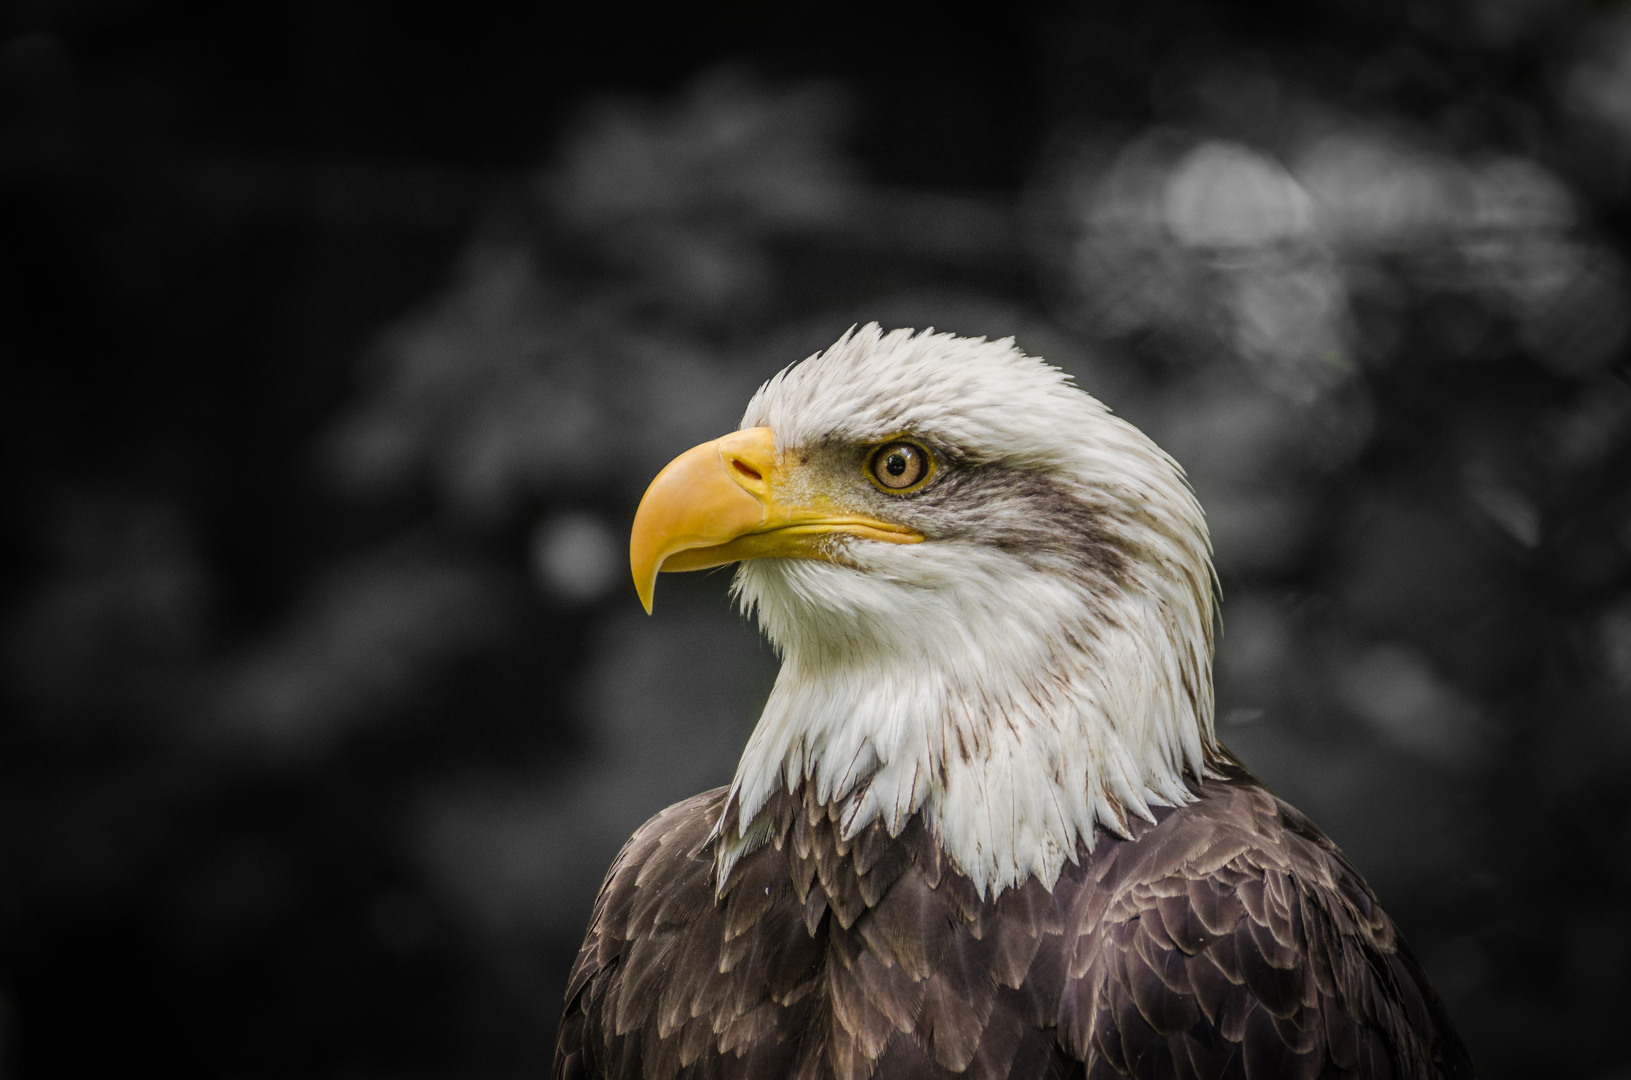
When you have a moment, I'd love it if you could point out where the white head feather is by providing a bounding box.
[721,324,1219,896]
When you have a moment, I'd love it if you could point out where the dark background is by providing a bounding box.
[3,0,1630,1076]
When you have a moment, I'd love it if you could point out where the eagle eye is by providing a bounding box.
[867,441,931,493]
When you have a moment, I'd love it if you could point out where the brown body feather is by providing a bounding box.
[553,766,1476,1080]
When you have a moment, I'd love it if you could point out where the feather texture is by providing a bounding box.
[553,766,1476,1080]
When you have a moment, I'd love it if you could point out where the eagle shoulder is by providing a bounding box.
[1064,767,1478,1080]
[553,784,1079,1080]
[554,787,760,1080]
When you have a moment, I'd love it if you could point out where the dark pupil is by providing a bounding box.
[886,452,908,477]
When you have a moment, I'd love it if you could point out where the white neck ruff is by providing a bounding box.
[720,537,1217,898]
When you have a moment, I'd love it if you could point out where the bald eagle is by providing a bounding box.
[553,326,1476,1080]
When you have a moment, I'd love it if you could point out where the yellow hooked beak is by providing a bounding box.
[629,427,923,612]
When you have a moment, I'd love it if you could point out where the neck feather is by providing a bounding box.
[718,543,1218,897]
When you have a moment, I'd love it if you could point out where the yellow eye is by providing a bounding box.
[868,441,931,492]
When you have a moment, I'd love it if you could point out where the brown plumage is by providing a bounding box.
[552,763,1476,1080]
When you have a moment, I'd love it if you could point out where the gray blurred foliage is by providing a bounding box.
[7,11,1631,1078]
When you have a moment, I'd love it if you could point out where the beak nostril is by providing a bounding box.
[731,459,762,482]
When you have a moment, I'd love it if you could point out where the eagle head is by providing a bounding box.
[629,325,1219,894]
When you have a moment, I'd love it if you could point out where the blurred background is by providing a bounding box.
[2,0,1629,1076]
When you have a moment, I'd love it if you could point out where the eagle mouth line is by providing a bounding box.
[749,518,922,542]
